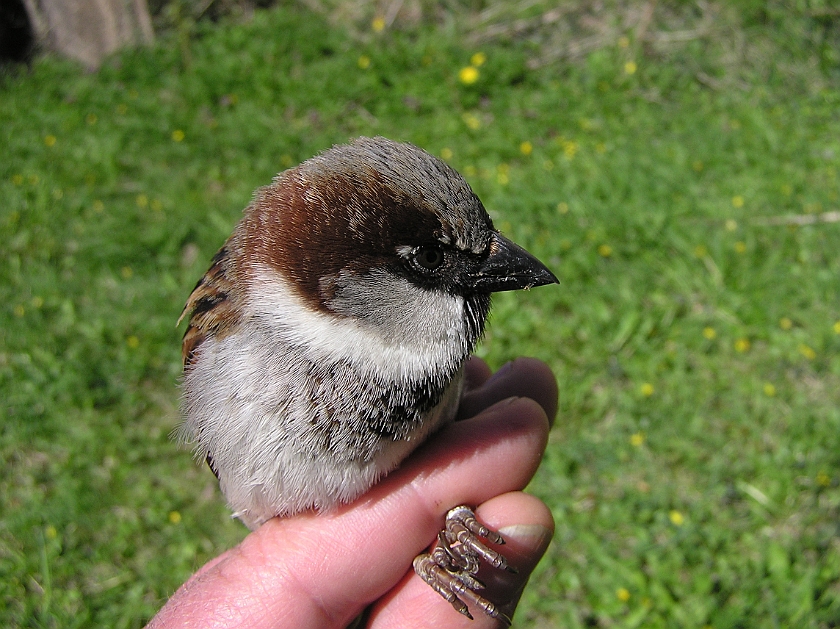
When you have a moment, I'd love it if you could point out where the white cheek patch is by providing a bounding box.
[247,264,468,381]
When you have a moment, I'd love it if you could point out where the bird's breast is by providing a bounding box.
[181,323,465,527]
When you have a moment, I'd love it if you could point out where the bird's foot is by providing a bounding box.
[413,505,517,625]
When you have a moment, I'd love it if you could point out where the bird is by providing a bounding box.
[178,136,557,622]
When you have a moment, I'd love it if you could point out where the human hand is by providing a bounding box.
[147,356,557,629]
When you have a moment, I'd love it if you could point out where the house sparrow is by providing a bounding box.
[179,136,557,622]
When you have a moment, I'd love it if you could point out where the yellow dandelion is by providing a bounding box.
[171,129,185,142]
[618,36,630,48]
[630,432,645,447]
[28,174,39,185]
[127,335,140,349]
[151,199,163,212]
[669,510,685,526]
[520,141,533,156]
[12,174,23,185]
[780,183,793,196]
[798,344,816,360]
[169,510,182,524]
[694,244,708,258]
[358,55,371,69]
[817,471,831,487]
[557,202,569,214]
[598,244,612,258]
[121,266,133,279]
[624,61,637,75]
[734,338,750,353]
[763,383,776,397]
[136,194,148,208]
[462,112,481,130]
[732,195,744,208]
[440,147,453,161]
[280,154,293,167]
[595,142,607,154]
[470,52,486,67]
[13,304,25,317]
[31,296,44,309]
[702,327,717,340]
[86,113,98,125]
[93,200,104,213]
[562,140,578,159]
[44,135,57,147]
[780,317,793,330]
[833,320,840,334]
[734,241,747,253]
[617,587,631,602]
[640,382,654,397]
[497,172,509,186]
[692,160,704,172]
[459,66,479,85]
[725,219,738,231]
[45,525,58,540]
[117,103,128,115]
[464,165,477,177]
[371,16,385,32]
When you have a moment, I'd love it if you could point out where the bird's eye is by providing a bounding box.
[413,245,445,271]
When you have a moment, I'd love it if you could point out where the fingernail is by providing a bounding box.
[498,524,553,550]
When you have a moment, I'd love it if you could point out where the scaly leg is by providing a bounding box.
[413,506,517,625]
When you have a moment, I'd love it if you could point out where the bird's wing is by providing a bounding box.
[179,245,241,368]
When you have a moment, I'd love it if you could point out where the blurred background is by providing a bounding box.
[2,1,840,626]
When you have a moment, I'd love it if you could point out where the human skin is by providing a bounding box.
[147,356,558,629]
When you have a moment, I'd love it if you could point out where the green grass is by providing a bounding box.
[2,3,840,627]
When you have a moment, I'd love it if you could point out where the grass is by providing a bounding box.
[2,2,840,627]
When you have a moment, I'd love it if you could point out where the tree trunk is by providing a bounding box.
[22,0,154,71]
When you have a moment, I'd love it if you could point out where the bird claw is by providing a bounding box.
[413,505,515,625]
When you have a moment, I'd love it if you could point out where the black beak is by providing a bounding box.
[469,232,558,293]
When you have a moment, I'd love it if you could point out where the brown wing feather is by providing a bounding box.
[179,246,240,368]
